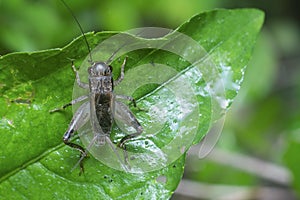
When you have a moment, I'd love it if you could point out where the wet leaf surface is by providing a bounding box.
[0,9,263,199]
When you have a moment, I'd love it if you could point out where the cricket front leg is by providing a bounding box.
[114,57,127,86]
[62,101,90,174]
[71,61,89,89]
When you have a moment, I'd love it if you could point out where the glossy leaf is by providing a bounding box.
[0,9,264,199]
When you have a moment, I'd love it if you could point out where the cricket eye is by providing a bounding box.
[105,66,112,75]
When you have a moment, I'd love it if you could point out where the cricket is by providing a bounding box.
[50,0,143,174]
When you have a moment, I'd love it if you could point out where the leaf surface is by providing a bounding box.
[0,9,264,199]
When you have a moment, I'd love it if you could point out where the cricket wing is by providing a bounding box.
[67,101,90,133]
[113,101,143,136]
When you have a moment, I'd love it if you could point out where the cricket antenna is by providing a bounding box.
[60,0,93,63]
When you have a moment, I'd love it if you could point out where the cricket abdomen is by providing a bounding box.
[95,93,113,134]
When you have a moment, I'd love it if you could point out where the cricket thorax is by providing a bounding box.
[89,76,113,93]
[88,62,113,93]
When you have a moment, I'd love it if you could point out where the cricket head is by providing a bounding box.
[88,62,112,77]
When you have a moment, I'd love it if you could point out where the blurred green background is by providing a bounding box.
[1,0,299,199]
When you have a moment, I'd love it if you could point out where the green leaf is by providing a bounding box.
[0,9,264,199]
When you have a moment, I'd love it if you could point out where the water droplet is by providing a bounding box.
[156,175,167,184]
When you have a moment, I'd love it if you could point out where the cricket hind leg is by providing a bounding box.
[114,101,143,165]
[61,101,90,175]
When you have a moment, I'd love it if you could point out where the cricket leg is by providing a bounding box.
[71,61,89,89]
[115,94,137,107]
[115,94,146,112]
[114,57,127,86]
[49,95,88,113]
[114,101,143,165]
[62,101,90,175]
